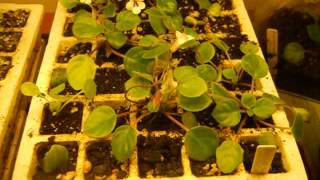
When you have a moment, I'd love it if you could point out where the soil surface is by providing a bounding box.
[85,141,129,179]
[0,9,30,27]
[137,135,184,178]
[190,157,219,177]
[194,104,219,127]
[33,141,78,180]
[267,8,320,100]
[95,68,130,94]
[240,140,286,173]
[0,56,12,80]
[222,71,252,91]
[137,112,184,133]
[57,42,93,63]
[0,32,22,52]
[63,18,73,37]
[40,102,83,135]
[96,44,131,66]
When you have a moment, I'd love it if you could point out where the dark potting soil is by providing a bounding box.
[33,141,78,180]
[95,68,130,94]
[233,114,274,130]
[63,18,73,37]
[67,3,92,13]
[57,42,93,63]
[240,140,286,173]
[137,112,184,133]
[0,9,30,28]
[40,102,83,135]
[194,104,219,128]
[137,135,184,178]
[209,14,241,35]
[189,157,219,177]
[0,31,22,52]
[215,35,249,60]
[267,8,320,100]
[0,56,12,80]
[84,141,129,179]
[114,106,130,129]
[222,71,252,91]
[95,44,131,66]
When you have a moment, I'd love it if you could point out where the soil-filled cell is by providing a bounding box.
[0,32,22,52]
[95,68,130,94]
[57,42,92,63]
[84,141,129,179]
[40,102,83,135]
[0,56,12,80]
[0,9,30,28]
[137,135,184,178]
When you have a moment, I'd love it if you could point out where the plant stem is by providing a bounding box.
[250,80,255,94]
[255,119,290,130]
[165,113,189,132]
[53,90,83,116]
[111,49,125,59]
[117,108,148,118]
[136,112,152,123]
[237,115,248,133]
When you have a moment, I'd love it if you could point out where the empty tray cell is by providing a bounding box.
[95,68,130,94]
[57,42,93,63]
[0,56,12,80]
[240,139,286,173]
[0,31,22,52]
[50,68,79,95]
[84,141,129,179]
[0,9,30,27]
[137,135,184,178]
[33,141,79,180]
[40,102,83,135]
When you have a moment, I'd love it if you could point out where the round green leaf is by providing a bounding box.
[195,42,215,64]
[185,126,219,161]
[157,0,177,14]
[177,76,208,97]
[252,97,277,118]
[178,93,212,112]
[241,93,256,109]
[147,100,160,113]
[146,8,167,35]
[84,106,117,138]
[125,77,151,100]
[50,68,67,87]
[124,47,154,76]
[162,11,183,32]
[212,100,241,127]
[181,112,199,129]
[106,31,128,49]
[208,3,222,17]
[283,42,305,65]
[241,54,268,79]
[116,10,141,31]
[222,68,237,81]
[307,24,320,44]
[83,79,97,99]
[211,83,232,102]
[21,82,41,96]
[142,43,171,59]
[49,83,66,98]
[103,3,116,18]
[72,13,103,39]
[216,140,243,174]
[43,144,69,173]
[292,111,305,140]
[174,66,198,81]
[196,64,218,82]
[240,41,259,54]
[112,125,137,162]
[67,55,96,90]
[139,35,159,47]
[194,0,211,9]
[60,0,79,9]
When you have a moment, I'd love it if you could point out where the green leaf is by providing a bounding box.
[194,0,211,9]
[49,83,66,97]
[67,55,96,90]
[21,82,41,96]
[84,106,117,138]
[216,140,243,174]
[211,83,233,103]
[184,27,199,38]
[43,145,69,173]
[72,11,103,39]
[103,19,115,33]
[252,97,277,118]
[51,68,67,87]
[103,3,116,18]
[262,93,284,105]
[139,35,159,47]
[178,93,212,112]
[60,0,79,9]
[143,43,171,59]
[241,54,268,79]
[147,100,160,112]
[258,132,277,146]
[241,93,256,109]
[49,101,62,113]
[162,11,183,32]
[146,8,167,35]
[209,34,230,53]
[112,125,137,162]
[307,24,320,44]
[196,64,218,82]
[212,100,241,127]
[177,76,208,98]
[195,42,215,64]
[222,68,237,82]
[291,108,309,140]
[83,79,96,99]
[181,112,199,129]
[116,10,141,31]
[283,42,305,65]
[240,41,259,54]
[124,47,154,76]
[156,0,177,14]
[132,71,154,82]
[106,31,128,49]
[125,77,151,100]
[174,66,198,82]
[208,3,222,17]
[185,126,219,161]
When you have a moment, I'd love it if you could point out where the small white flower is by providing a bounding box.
[80,0,92,5]
[171,31,195,52]
[126,0,146,14]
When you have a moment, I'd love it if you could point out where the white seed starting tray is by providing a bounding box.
[13,0,307,179]
[0,3,43,169]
